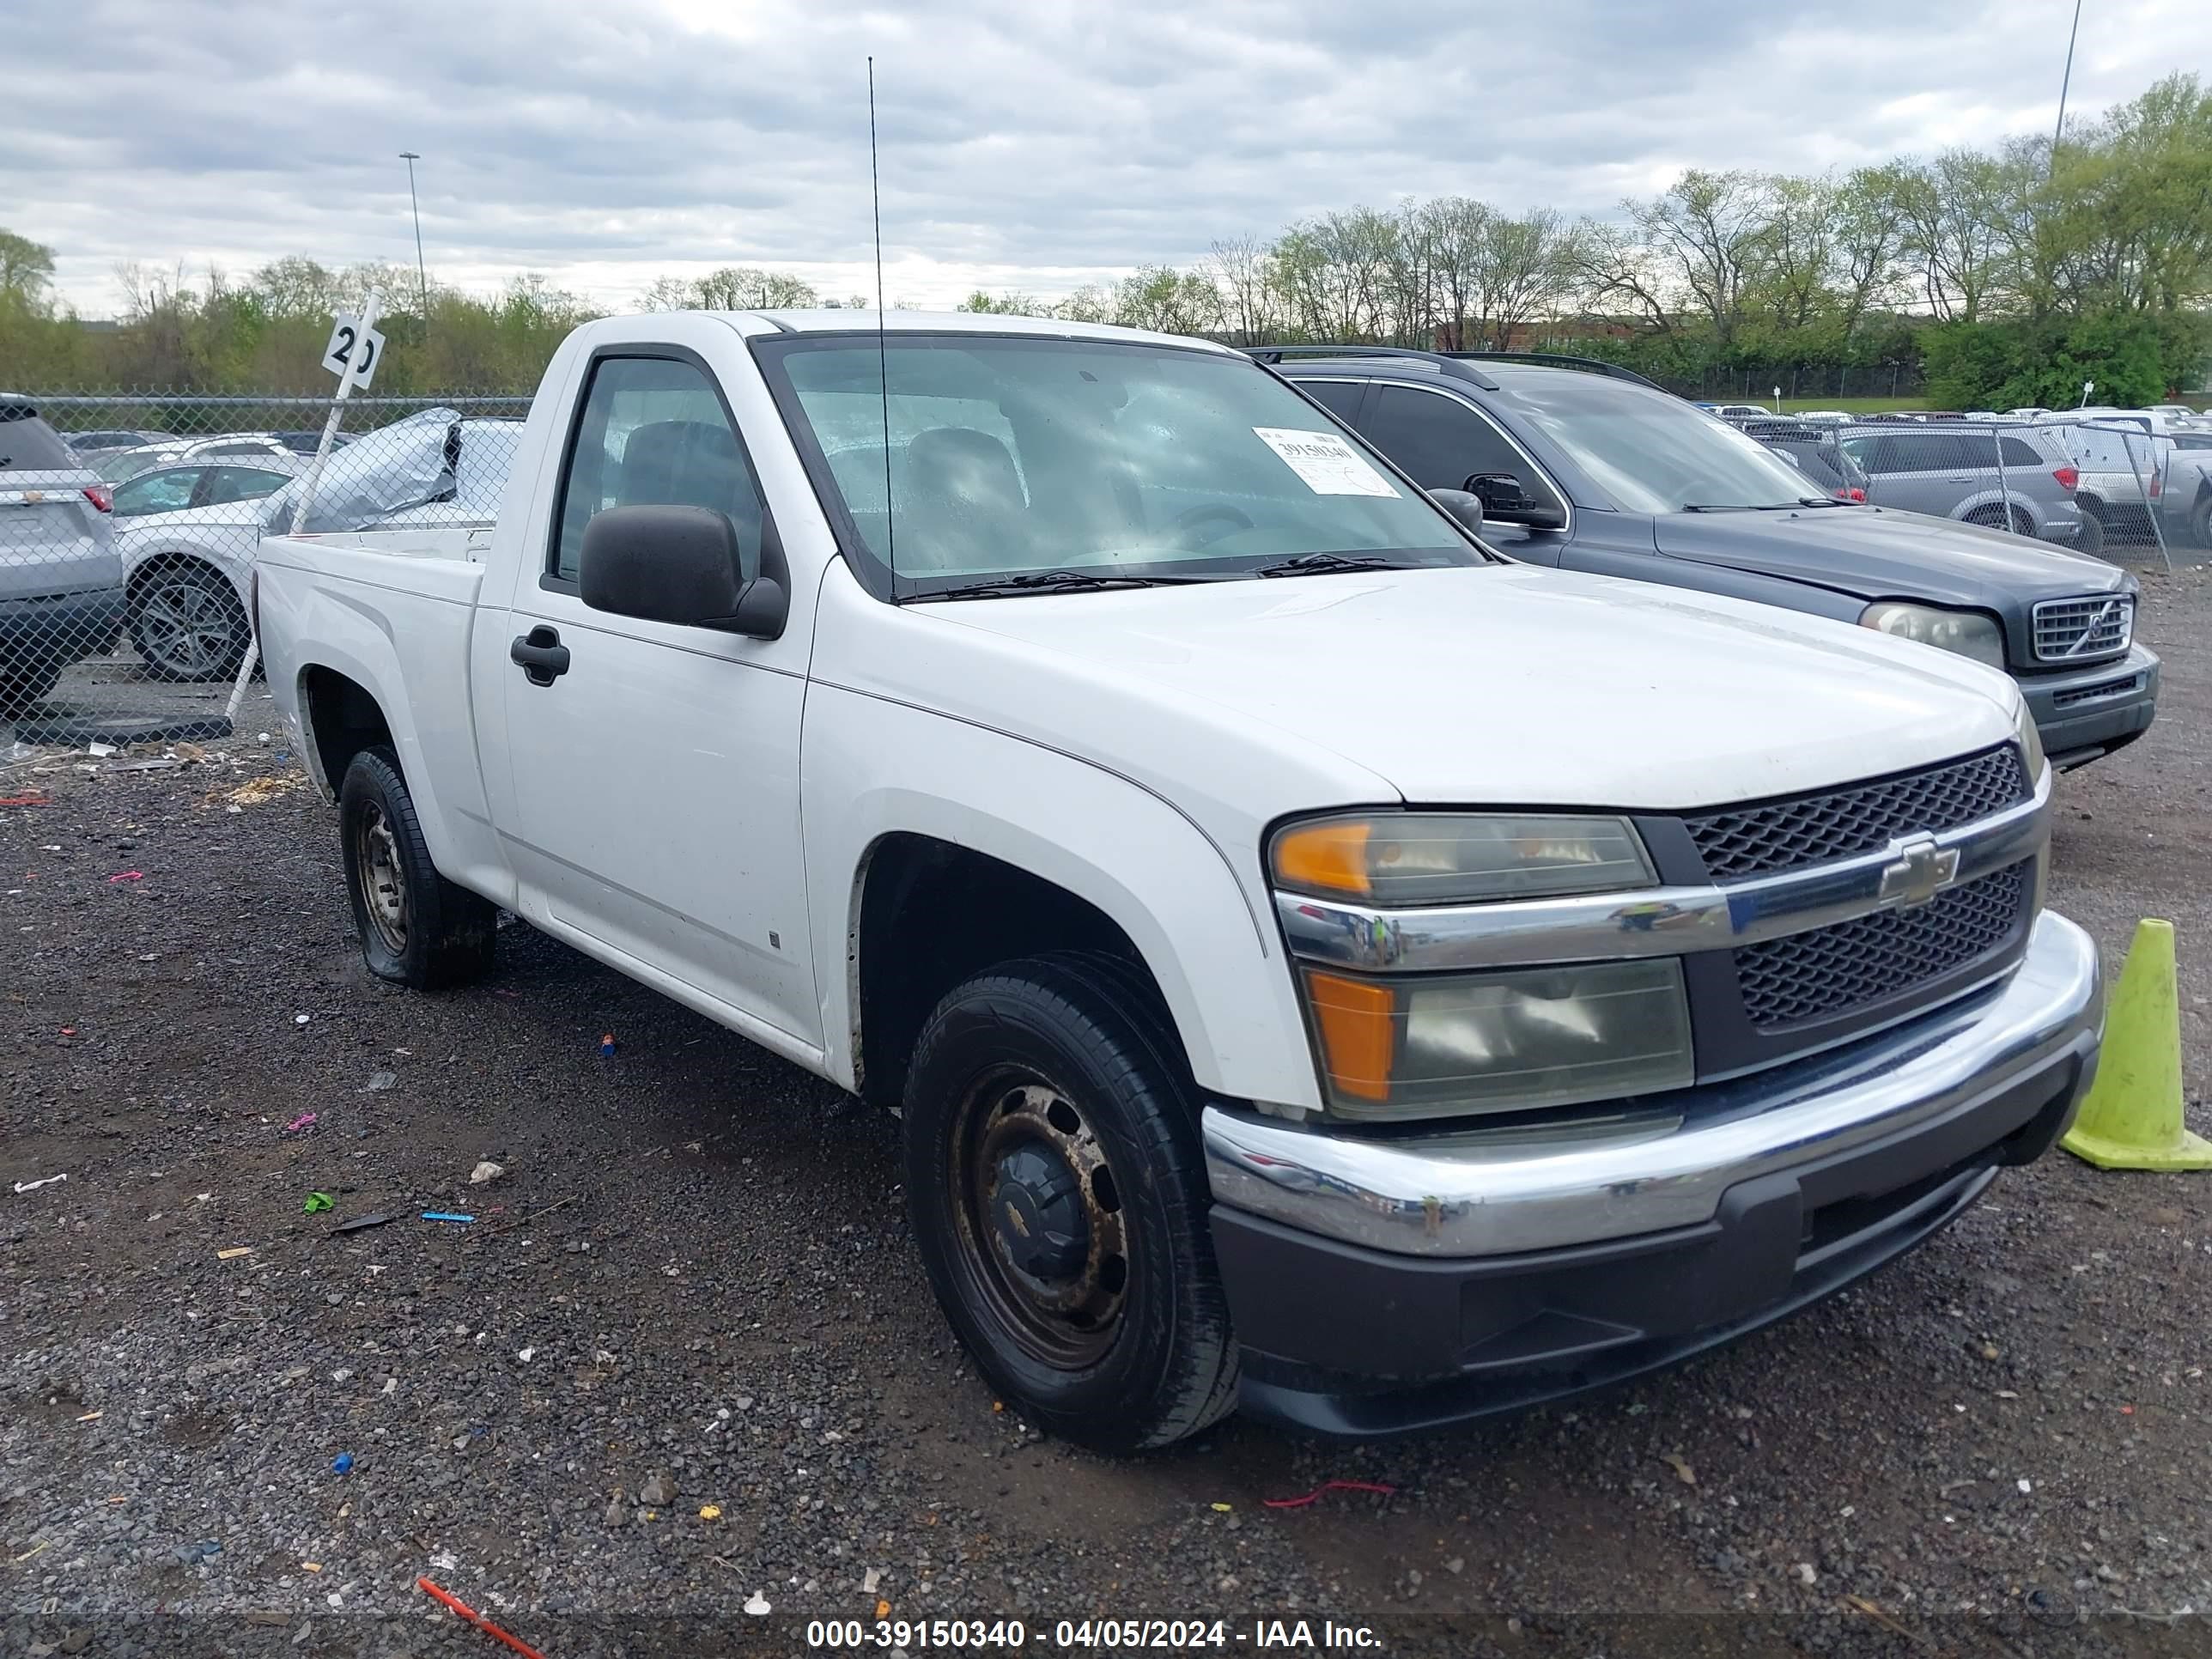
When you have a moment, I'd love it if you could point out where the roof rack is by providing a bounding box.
[1244,344,1501,392]
[1441,351,1665,392]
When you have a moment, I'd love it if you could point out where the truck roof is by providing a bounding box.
[713,308,1238,354]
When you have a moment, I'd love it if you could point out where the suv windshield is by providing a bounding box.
[1498,373,1828,513]
[756,334,1477,596]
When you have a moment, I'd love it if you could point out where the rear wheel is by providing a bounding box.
[902,954,1238,1451]
[128,559,249,682]
[2074,509,2105,557]
[1966,503,2032,538]
[2193,494,2212,551]
[338,747,495,989]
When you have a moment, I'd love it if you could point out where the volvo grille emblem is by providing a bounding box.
[1876,834,1960,909]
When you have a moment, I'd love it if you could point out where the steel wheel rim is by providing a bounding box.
[140,580,238,676]
[949,1066,1129,1371]
[356,801,409,955]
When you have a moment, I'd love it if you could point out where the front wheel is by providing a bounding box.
[338,747,495,989]
[128,561,249,682]
[902,955,1238,1452]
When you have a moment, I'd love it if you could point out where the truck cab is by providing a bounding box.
[254,312,2103,1448]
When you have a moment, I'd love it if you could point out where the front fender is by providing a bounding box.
[802,682,1320,1111]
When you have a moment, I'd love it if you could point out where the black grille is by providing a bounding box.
[1684,746,2029,882]
[1735,863,2030,1029]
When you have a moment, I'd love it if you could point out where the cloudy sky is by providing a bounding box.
[7,0,2209,317]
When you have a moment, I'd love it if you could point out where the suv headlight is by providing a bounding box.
[2014,696,2045,782]
[1860,602,2006,669]
[1272,814,1692,1119]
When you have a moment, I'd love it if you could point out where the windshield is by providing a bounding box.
[1498,374,1828,513]
[756,334,1476,595]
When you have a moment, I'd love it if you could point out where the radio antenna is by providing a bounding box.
[869,56,894,574]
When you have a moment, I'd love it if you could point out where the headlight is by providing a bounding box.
[1302,960,1694,1119]
[1860,602,2006,669]
[2014,696,2045,783]
[1272,813,1655,906]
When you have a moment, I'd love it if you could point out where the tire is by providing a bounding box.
[2194,494,2212,552]
[902,953,1238,1452]
[2073,509,2105,557]
[0,661,64,716]
[128,559,250,682]
[1966,503,2031,538]
[337,746,496,989]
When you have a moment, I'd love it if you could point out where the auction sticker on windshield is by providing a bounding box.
[1251,428,1401,497]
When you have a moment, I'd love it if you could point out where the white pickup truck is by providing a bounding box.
[257,310,2103,1449]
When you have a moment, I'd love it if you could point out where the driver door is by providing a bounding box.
[495,339,819,1048]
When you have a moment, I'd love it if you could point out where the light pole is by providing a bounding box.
[2050,0,2083,168]
[398,151,430,326]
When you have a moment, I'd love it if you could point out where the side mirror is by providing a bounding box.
[580,503,788,639]
[1427,488,1486,538]
[1466,471,1568,532]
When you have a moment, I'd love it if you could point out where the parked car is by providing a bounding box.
[255,309,2104,1449]
[1738,422,1872,501]
[62,428,165,463]
[1263,349,2152,769]
[1,395,124,714]
[2043,421,2173,547]
[1836,422,2087,544]
[270,430,359,455]
[96,434,297,485]
[1789,410,1852,424]
[2157,430,2212,549]
[118,411,514,679]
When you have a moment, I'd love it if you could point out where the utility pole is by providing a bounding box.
[398,152,430,328]
[2050,0,2083,172]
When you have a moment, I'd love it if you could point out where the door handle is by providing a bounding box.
[510,625,570,686]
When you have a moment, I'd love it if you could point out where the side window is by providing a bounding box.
[1839,435,1881,472]
[1297,380,1366,424]
[204,466,292,504]
[112,467,204,516]
[1886,434,1948,472]
[1997,435,2045,468]
[1954,434,2001,471]
[550,356,767,586]
[1364,386,1532,492]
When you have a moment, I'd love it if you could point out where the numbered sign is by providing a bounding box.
[322,313,386,388]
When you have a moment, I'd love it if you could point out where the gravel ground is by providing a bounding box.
[4,574,2210,1659]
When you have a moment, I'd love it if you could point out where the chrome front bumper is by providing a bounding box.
[1203,909,2102,1260]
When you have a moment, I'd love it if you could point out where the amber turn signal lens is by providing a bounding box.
[1304,970,1397,1103]
[1273,820,1373,897]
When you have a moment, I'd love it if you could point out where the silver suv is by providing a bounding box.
[2,396,125,715]
[1838,423,2087,546]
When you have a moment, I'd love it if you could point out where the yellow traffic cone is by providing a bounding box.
[2062,919,2212,1172]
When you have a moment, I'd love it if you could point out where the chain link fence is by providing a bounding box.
[3,391,526,756]
[1724,414,2212,564]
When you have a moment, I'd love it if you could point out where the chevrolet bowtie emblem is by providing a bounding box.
[1876,834,1960,909]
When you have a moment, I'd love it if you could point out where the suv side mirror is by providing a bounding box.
[1466,471,1567,531]
[580,503,789,639]
[1427,488,1486,538]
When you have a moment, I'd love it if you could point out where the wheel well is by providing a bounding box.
[300,665,395,795]
[127,551,233,600]
[851,834,1164,1110]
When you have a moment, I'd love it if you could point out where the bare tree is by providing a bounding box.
[1623,169,1778,342]
[1470,208,1582,351]
[1894,149,2014,321]
[1206,235,1280,343]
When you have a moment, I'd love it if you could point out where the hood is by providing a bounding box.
[927,564,2020,811]
[1652,504,2127,609]
[1654,511,2132,615]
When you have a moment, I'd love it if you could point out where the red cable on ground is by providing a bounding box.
[417,1576,549,1659]
[1261,1479,1398,1510]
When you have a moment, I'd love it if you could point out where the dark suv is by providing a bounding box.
[1261,349,2157,770]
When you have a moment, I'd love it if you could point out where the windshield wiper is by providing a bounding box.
[1251,551,1405,578]
[915,570,1207,601]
